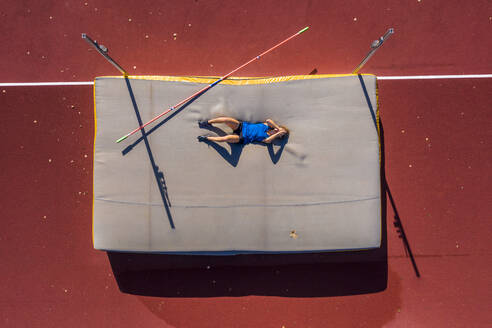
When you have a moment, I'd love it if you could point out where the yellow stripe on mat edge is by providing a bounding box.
[96,74,375,85]
[92,79,97,247]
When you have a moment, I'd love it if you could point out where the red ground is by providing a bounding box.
[1,1,491,327]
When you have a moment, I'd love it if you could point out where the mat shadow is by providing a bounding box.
[108,251,387,297]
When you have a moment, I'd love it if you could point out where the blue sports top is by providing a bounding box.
[241,122,269,144]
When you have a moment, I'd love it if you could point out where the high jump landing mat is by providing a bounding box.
[92,74,380,253]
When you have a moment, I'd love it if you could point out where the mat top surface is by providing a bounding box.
[93,74,380,253]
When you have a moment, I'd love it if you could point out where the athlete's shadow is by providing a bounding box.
[265,136,289,164]
[200,125,289,167]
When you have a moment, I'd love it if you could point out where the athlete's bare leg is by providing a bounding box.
[208,117,240,130]
[206,134,240,143]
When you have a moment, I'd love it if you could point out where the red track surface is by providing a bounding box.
[1,1,491,327]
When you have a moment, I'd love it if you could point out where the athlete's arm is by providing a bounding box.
[265,119,281,131]
[262,128,286,143]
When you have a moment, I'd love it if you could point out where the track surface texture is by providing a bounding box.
[1,1,491,327]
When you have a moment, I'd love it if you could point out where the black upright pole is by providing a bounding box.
[352,28,394,74]
[82,33,128,76]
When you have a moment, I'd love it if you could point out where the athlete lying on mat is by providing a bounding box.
[197,117,289,144]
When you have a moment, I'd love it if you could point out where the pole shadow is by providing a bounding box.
[357,74,378,131]
[122,91,206,156]
[122,78,222,156]
[308,68,318,75]
[379,121,421,278]
[358,74,420,277]
[123,77,175,229]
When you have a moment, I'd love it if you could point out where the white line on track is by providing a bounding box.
[377,74,492,80]
[0,74,491,86]
[0,81,94,86]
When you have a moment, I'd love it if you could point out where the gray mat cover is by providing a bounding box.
[93,75,380,253]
